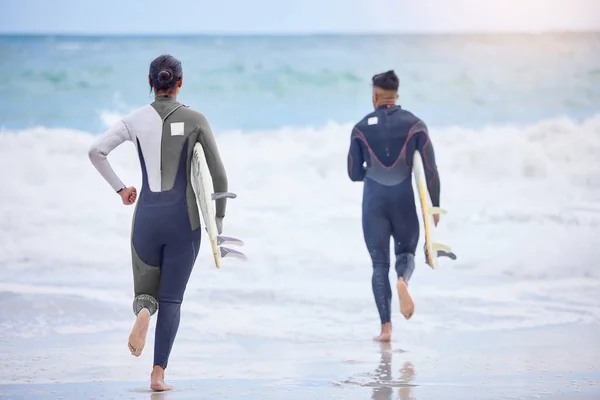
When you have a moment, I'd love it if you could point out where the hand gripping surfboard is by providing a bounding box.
[412,150,457,269]
[191,143,247,268]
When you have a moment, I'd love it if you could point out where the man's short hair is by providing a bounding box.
[372,70,399,91]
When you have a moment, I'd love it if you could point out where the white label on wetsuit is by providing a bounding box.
[170,122,185,136]
[368,117,378,125]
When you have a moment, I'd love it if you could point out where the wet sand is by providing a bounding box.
[1,323,598,399]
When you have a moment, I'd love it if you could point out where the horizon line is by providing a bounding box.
[1,29,599,37]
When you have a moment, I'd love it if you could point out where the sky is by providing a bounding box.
[1,0,599,34]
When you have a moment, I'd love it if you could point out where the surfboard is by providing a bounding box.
[412,150,457,269]
[191,142,246,268]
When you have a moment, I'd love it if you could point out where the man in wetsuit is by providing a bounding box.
[88,54,228,391]
[347,70,441,342]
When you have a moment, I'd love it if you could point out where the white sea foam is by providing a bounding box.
[1,116,600,353]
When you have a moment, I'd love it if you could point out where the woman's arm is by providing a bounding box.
[88,120,132,192]
[197,114,228,222]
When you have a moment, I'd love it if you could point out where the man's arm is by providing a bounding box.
[88,120,131,192]
[347,128,366,182]
[197,114,228,220]
[414,123,440,207]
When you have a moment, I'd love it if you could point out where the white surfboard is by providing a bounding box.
[412,150,456,269]
[191,143,246,268]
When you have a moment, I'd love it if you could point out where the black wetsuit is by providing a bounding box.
[347,104,440,325]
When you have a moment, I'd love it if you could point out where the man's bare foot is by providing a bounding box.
[150,365,173,392]
[128,308,150,357]
[373,322,392,342]
[397,278,415,320]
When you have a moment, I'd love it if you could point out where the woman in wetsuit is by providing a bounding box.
[88,54,228,391]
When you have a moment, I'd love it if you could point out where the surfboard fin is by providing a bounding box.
[431,243,457,260]
[428,207,448,216]
[220,247,247,260]
[217,235,244,246]
[211,192,238,200]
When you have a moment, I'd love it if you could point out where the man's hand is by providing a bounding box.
[119,186,137,205]
[433,214,439,227]
[216,216,224,235]
[423,244,432,267]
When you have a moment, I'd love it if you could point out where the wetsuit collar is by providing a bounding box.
[154,95,177,102]
[376,104,400,110]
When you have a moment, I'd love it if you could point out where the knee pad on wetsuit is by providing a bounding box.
[395,253,415,282]
[133,294,159,316]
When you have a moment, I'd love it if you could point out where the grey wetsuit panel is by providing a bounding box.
[150,97,229,231]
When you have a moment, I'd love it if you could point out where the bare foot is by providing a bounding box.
[396,279,415,320]
[150,365,173,392]
[373,322,392,342]
[128,308,150,357]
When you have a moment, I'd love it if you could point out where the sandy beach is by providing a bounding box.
[1,321,598,399]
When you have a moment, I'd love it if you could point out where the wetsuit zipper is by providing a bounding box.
[160,122,164,173]
[385,110,390,157]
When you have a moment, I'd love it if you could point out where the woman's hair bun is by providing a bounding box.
[158,69,173,82]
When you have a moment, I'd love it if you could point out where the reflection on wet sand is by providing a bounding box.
[370,342,416,400]
[150,392,166,400]
[340,342,417,399]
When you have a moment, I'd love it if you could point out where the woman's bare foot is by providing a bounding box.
[150,365,173,392]
[373,322,392,342]
[128,308,150,357]
[396,278,415,320]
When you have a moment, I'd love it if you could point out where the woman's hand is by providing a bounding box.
[119,186,137,205]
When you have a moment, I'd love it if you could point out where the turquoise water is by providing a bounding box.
[1,33,599,132]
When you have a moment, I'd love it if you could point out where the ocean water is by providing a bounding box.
[1,33,600,395]
[1,33,599,131]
